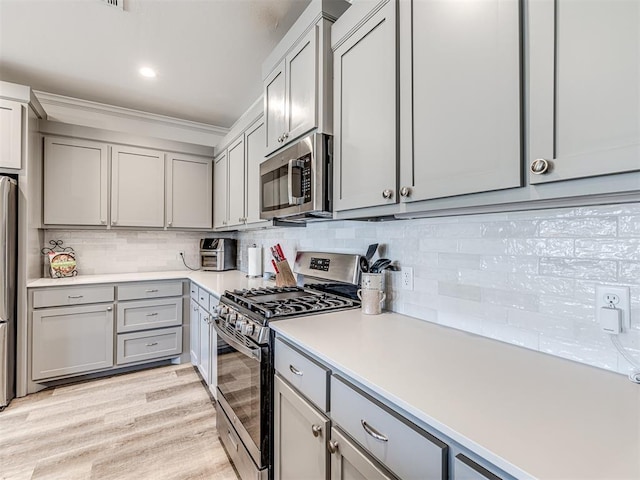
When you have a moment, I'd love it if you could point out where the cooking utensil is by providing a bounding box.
[359,256,369,273]
[365,243,378,262]
[370,258,391,273]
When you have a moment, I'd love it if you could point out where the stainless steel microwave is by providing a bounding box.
[259,133,332,221]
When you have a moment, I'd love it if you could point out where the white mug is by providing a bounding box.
[361,272,383,291]
[357,288,386,315]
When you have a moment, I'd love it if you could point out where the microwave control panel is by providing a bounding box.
[301,153,312,202]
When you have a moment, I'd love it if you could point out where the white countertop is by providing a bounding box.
[26,271,640,478]
[270,311,640,480]
[27,270,275,295]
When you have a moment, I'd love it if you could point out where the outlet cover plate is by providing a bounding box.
[595,285,630,332]
[401,267,414,291]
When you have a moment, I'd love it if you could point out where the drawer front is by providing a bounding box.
[331,375,448,480]
[275,337,330,412]
[117,281,183,301]
[116,298,183,333]
[454,454,503,480]
[33,285,114,308]
[116,327,182,364]
[197,287,210,310]
[190,282,199,301]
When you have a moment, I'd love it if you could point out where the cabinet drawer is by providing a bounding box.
[274,337,330,411]
[117,281,183,301]
[116,327,182,365]
[454,454,503,480]
[190,282,199,301]
[331,375,448,480]
[197,287,210,310]
[33,285,114,308]
[116,298,183,333]
[208,293,218,314]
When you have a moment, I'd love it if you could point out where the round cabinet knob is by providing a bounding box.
[399,186,411,198]
[327,440,339,454]
[530,158,551,175]
[382,189,393,200]
[167,221,172,226]
[283,132,289,140]
[111,220,117,225]
[311,425,322,437]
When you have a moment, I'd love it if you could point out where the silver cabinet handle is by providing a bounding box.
[146,312,158,317]
[530,158,551,175]
[145,342,158,347]
[101,219,107,224]
[146,289,159,293]
[227,429,238,451]
[311,425,322,437]
[289,365,303,376]
[382,189,393,199]
[112,220,117,225]
[68,295,84,299]
[106,307,113,311]
[283,132,289,140]
[361,420,388,442]
[400,186,411,198]
[167,221,172,226]
[239,217,244,223]
[277,135,282,143]
[327,440,338,454]
[193,306,198,311]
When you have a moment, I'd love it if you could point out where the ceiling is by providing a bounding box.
[0,0,312,129]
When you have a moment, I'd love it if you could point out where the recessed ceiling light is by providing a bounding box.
[139,67,157,78]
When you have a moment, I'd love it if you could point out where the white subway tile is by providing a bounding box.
[482,288,539,312]
[537,218,617,237]
[539,258,617,281]
[480,255,539,274]
[506,238,574,257]
[481,221,538,238]
[575,238,640,260]
[620,216,640,237]
[620,262,640,284]
[438,282,482,301]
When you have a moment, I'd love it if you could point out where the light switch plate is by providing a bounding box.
[595,285,630,332]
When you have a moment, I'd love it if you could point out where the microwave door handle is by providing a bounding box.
[287,159,304,206]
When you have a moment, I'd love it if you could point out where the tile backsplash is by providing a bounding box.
[44,203,640,377]
[237,203,640,377]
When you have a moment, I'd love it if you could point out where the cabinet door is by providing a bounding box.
[166,153,212,229]
[333,1,397,212]
[0,99,22,169]
[198,307,210,383]
[227,136,246,227]
[453,454,503,480]
[265,61,287,155]
[245,118,267,225]
[189,298,199,365]
[43,137,108,226]
[400,0,521,201]
[274,375,329,480]
[285,26,318,144]
[208,294,219,395]
[111,145,164,227]
[529,0,640,184]
[330,428,396,480]
[213,151,228,228]
[32,304,114,380]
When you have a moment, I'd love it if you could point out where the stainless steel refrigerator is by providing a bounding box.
[0,176,17,409]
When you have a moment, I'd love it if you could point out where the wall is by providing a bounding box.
[42,230,230,276]
[237,203,640,377]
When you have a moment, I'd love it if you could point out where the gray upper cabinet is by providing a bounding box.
[213,151,228,228]
[111,145,164,227]
[265,63,287,155]
[0,99,22,170]
[529,0,640,184]
[400,0,522,201]
[44,137,109,226]
[227,136,246,228]
[166,153,212,229]
[332,0,398,212]
[245,119,267,225]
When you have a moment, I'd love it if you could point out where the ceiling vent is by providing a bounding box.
[98,0,124,10]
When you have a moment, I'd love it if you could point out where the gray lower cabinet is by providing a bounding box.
[529,0,640,184]
[189,298,199,365]
[32,303,114,380]
[197,306,211,382]
[116,297,182,333]
[453,454,503,480]
[332,0,397,212]
[329,427,396,480]
[273,374,330,480]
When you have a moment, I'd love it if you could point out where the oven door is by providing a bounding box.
[214,320,269,469]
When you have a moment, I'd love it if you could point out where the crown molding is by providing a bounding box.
[34,90,229,137]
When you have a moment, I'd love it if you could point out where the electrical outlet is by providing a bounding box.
[401,267,413,291]
[596,285,630,332]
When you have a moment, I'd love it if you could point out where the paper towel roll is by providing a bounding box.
[247,246,262,278]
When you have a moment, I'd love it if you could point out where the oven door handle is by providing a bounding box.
[287,159,304,206]
[213,321,262,363]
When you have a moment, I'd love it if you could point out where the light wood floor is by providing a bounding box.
[0,364,238,480]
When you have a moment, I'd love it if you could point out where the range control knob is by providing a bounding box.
[227,313,238,326]
[235,318,247,332]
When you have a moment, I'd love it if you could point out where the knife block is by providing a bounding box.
[275,260,296,287]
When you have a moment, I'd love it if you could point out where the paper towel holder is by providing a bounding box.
[246,244,263,278]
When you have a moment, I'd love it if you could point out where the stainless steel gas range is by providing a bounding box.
[212,251,362,480]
